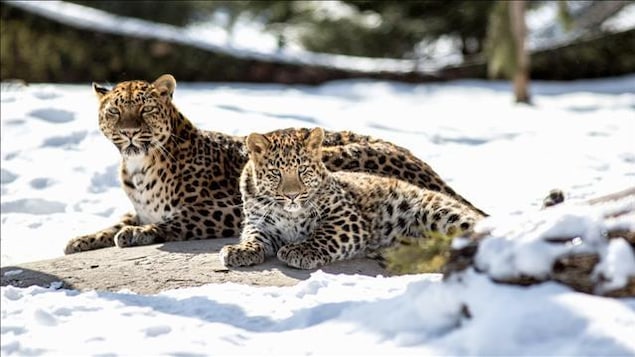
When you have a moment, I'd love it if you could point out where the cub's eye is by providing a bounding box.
[298,165,309,174]
[106,107,120,116]
[141,106,156,115]
[268,168,281,178]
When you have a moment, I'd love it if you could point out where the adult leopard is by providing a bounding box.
[64,74,484,254]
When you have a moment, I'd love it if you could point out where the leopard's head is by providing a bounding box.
[245,128,327,213]
[92,74,177,157]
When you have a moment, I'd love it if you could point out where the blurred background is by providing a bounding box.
[1,0,634,101]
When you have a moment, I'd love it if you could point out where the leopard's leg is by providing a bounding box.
[418,193,484,239]
[219,224,281,267]
[277,222,368,270]
[64,212,138,254]
[112,212,195,248]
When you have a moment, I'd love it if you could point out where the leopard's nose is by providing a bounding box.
[284,192,299,201]
[119,128,140,138]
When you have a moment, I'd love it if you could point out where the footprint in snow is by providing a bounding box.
[34,309,57,326]
[0,326,27,335]
[144,325,172,337]
[29,177,55,189]
[3,288,23,301]
[29,108,75,123]
[41,131,87,148]
[89,164,120,193]
[32,90,61,100]
[3,152,19,161]
[1,169,18,184]
[1,198,66,215]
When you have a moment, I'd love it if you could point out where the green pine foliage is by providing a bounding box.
[225,1,494,59]
[383,232,454,275]
[68,1,217,27]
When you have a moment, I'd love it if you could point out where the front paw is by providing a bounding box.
[219,244,265,267]
[114,226,157,248]
[277,244,325,270]
[64,235,93,254]
[64,232,115,254]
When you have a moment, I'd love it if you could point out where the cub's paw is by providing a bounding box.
[114,226,157,248]
[277,244,325,270]
[219,244,265,267]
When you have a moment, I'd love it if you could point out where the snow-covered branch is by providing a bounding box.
[446,187,635,297]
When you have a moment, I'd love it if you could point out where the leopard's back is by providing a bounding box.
[331,171,483,250]
[321,139,485,216]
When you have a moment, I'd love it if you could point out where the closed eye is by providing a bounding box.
[106,107,120,116]
[141,106,156,115]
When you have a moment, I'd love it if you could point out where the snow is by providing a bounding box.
[2,271,634,356]
[474,196,635,287]
[603,3,635,32]
[1,76,635,355]
[596,238,635,294]
[527,1,635,51]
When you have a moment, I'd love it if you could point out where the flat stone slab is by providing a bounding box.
[1,238,389,294]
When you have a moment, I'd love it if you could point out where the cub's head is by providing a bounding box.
[92,74,177,157]
[245,128,327,213]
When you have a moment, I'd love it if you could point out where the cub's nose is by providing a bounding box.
[284,192,300,201]
[119,128,141,138]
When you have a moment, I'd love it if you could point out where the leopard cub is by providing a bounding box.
[220,128,485,269]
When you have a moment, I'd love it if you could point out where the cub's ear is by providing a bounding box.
[246,133,270,160]
[92,82,110,98]
[306,127,324,152]
[152,74,176,100]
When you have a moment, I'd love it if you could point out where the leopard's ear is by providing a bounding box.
[306,127,324,153]
[152,74,176,101]
[246,133,271,160]
[92,82,110,98]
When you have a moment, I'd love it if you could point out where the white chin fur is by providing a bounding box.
[122,146,146,157]
[284,204,302,213]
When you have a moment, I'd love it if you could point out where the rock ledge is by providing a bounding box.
[1,238,388,294]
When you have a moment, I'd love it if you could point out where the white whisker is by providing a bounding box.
[254,202,275,227]
[152,140,176,162]
[170,133,188,144]
[307,201,322,219]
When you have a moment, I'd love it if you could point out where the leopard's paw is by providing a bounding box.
[277,244,325,270]
[114,226,157,248]
[219,244,265,267]
[64,231,115,254]
[64,235,94,254]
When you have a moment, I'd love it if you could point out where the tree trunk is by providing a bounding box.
[509,0,531,104]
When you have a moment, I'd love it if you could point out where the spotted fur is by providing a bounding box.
[65,75,484,254]
[220,128,485,269]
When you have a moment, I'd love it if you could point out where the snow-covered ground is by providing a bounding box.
[1,76,634,355]
[2,271,634,356]
[2,75,634,265]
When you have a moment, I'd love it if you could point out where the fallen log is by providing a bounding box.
[445,187,635,297]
